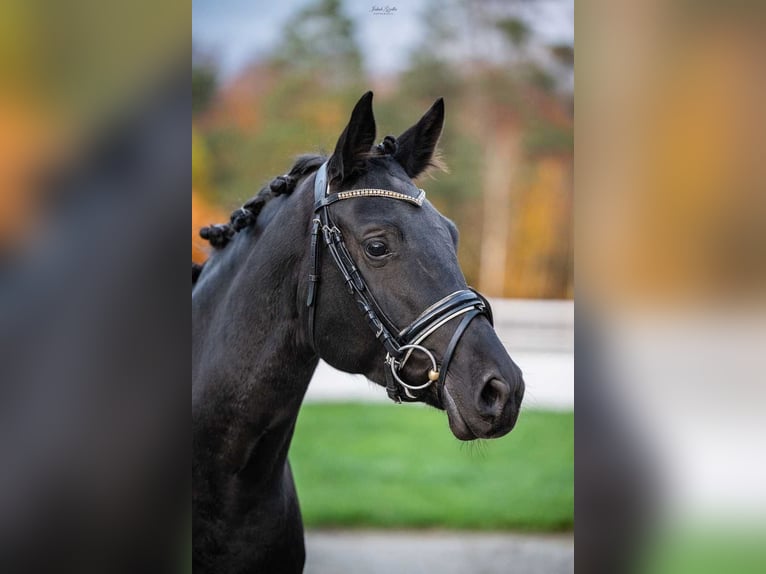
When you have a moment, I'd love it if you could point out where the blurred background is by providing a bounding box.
[192,0,574,300]
[2,0,760,572]
[192,0,574,572]
[0,2,189,573]
[577,1,766,573]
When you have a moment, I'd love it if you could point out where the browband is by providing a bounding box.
[316,188,426,209]
[312,162,426,208]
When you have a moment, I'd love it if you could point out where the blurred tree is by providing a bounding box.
[192,127,210,191]
[400,0,463,102]
[550,43,574,68]
[273,0,362,88]
[192,47,218,116]
[196,0,367,206]
[399,0,573,298]
[395,0,490,283]
[192,0,573,299]
[497,17,531,49]
[192,65,216,116]
[192,125,226,262]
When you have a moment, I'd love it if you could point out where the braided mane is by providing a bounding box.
[198,154,326,250]
[192,139,400,285]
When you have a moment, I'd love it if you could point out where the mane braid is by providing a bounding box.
[376,135,398,156]
[198,154,326,250]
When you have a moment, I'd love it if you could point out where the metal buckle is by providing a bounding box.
[322,225,343,245]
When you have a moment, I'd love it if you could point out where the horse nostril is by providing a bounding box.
[478,378,511,419]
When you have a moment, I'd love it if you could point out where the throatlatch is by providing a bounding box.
[306,161,493,403]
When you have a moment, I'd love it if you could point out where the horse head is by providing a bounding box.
[309,92,524,440]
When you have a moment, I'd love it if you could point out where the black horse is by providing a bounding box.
[192,92,524,573]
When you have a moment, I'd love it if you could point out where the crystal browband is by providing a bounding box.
[315,188,426,210]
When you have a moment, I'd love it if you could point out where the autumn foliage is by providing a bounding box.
[192,0,574,299]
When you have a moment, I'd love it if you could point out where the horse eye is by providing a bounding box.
[365,240,389,258]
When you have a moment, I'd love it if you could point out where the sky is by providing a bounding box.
[192,0,574,81]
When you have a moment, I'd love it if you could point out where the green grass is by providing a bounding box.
[289,403,573,531]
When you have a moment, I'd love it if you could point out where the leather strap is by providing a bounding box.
[306,163,329,352]
[469,287,494,326]
[437,309,481,387]
[306,218,321,350]
[384,361,402,403]
[314,162,329,203]
[398,289,488,344]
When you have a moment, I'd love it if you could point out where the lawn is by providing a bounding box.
[289,403,573,531]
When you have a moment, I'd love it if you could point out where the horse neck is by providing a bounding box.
[192,184,318,478]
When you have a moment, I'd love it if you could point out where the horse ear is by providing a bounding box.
[327,91,377,185]
[394,98,445,179]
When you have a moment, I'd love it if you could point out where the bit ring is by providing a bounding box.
[389,344,440,391]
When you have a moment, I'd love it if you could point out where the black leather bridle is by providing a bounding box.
[306,162,493,403]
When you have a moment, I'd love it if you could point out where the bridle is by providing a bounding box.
[306,161,493,403]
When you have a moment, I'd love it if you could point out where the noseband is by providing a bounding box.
[306,162,493,403]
